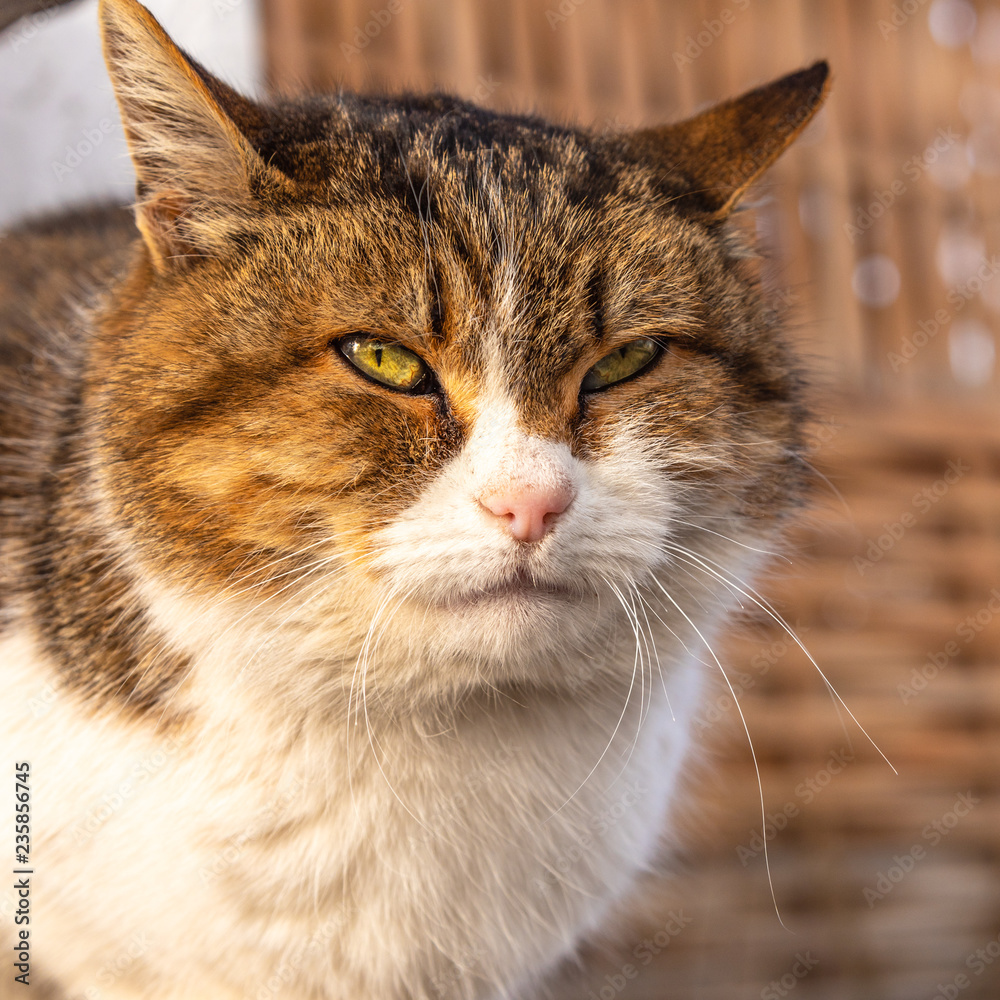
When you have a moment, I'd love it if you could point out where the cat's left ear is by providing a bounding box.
[99,0,294,270]
[624,62,830,221]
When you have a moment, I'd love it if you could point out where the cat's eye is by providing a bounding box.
[339,335,433,393]
[581,338,662,393]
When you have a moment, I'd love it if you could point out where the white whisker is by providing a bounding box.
[544,576,642,819]
[649,573,789,930]
[662,542,896,775]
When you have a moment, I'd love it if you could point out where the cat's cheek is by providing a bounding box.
[96,375,461,597]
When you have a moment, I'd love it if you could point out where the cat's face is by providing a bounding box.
[90,0,824,698]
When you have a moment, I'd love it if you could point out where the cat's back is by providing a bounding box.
[0,205,136,587]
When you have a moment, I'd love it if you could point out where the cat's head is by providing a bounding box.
[90,0,828,702]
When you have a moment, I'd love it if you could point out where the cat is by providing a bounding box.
[0,0,829,997]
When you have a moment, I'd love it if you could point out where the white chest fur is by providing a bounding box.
[0,626,703,1000]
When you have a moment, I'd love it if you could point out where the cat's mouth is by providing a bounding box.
[444,569,588,609]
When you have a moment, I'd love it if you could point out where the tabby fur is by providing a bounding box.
[0,1,828,997]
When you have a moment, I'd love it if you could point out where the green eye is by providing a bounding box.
[339,335,432,393]
[581,338,662,393]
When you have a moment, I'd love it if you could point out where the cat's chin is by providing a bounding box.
[395,576,611,675]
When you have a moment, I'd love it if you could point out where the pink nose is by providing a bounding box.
[479,483,575,543]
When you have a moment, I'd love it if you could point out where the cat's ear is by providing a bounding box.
[626,62,830,221]
[99,0,292,270]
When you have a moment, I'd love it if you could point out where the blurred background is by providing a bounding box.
[2,1,1000,998]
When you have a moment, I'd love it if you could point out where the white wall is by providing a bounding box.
[0,0,262,229]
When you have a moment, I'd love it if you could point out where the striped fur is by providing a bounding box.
[0,2,828,997]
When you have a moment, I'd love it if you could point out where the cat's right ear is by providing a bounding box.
[99,0,294,271]
[623,62,830,221]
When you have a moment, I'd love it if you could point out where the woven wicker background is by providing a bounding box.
[260,2,1000,997]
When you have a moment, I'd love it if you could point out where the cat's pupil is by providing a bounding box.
[375,346,383,367]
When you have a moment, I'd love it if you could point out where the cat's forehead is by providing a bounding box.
[266,96,708,325]
[261,94,673,222]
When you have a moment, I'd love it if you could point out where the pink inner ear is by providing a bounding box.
[479,483,575,543]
